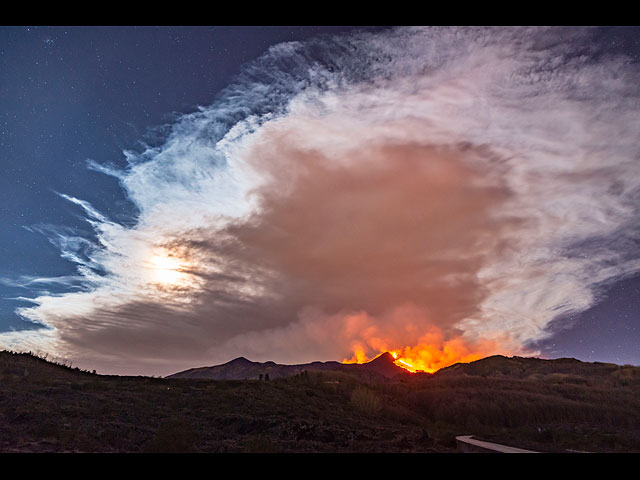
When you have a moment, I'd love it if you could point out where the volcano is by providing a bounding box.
[166,351,411,381]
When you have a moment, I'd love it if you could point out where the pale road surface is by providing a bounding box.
[456,435,539,453]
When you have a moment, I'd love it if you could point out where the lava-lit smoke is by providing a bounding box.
[336,306,505,373]
[4,27,640,376]
[342,326,502,374]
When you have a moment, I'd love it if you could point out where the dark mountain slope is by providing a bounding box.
[435,354,629,380]
[167,351,409,381]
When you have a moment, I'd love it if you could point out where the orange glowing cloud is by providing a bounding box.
[343,328,503,373]
[10,27,640,377]
[338,307,504,373]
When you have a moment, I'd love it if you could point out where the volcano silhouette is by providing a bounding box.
[167,351,411,381]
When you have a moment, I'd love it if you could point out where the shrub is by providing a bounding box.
[143,418,198,453]
[350,386,382,416]
[243,435,280,453]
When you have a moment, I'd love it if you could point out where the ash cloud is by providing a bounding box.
[4,27,640,375]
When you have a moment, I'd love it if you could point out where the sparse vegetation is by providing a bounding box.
[1,350,639,452]
[350,386,382,415]
[143,418,198,453]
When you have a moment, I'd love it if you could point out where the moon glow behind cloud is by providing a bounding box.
[4,27,640,375]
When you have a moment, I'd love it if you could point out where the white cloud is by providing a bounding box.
[3,27,640,374]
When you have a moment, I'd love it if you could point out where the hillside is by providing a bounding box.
[1,350,640,453]
[167,352,410,381]
[437,354,623,379]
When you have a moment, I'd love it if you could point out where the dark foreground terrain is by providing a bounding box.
[1,350,640,453]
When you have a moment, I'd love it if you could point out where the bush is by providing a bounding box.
[143,418,198,453]
[243,435,280,453]
[351,386,382,416]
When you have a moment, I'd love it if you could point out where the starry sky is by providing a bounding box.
[1,26,640,376]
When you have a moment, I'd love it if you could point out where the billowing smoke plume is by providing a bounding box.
[4,27,640,375]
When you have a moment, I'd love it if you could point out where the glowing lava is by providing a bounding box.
[343,334,500,373]
[390,352,419,371]
[387,345,487,373]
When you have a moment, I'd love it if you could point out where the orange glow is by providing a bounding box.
[387,341,489,373]
[342,327,502,373]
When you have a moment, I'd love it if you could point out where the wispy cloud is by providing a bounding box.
[3,27,640,375]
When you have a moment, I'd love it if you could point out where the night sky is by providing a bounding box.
[0,25,384,326]
[1,26,640,375]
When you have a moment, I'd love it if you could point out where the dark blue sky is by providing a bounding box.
[532,275,640,366]
[1,26,640,370]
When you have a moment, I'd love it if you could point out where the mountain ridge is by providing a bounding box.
[167,351,635,381]
[166,351,410,381]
